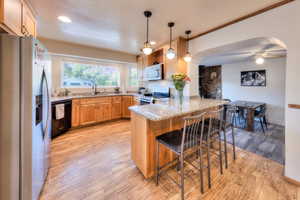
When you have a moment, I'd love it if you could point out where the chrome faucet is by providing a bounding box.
[91,82,97,95]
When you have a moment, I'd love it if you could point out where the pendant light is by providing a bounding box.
[166,22,176,60]
[184,30,192,63]
[142,11,153,55]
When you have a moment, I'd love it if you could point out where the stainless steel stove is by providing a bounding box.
[138,87,170,105]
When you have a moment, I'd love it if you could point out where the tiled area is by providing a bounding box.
[225,121,285,164]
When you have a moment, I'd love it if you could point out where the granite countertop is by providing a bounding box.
[129,97,227,121]
[51,93,139,103]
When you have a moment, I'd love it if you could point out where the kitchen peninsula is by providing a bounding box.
[129,97,226,178]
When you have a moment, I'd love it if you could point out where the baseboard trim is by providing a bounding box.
[284,175,300,186]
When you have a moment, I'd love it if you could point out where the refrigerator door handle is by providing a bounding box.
[42,69,50,139]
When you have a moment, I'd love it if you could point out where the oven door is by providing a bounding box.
[139,100,149,105]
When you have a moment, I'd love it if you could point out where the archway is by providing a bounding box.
[190,37,287,164]
[186,1,300,181]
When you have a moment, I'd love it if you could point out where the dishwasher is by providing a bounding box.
[51,99,72,138]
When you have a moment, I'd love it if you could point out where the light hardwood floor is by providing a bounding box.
[40,120,300,200]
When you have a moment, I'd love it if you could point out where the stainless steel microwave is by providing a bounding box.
[143,64,164,81]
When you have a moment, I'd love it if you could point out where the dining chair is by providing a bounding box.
[155,113,206,200]
[254,105,268,134]
[224,99,245,128]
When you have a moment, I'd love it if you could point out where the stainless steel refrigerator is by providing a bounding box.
[0,34,51,200]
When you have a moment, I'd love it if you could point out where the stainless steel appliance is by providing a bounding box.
[0,35,52,200]
[138,87,170,105]
[143,63,164,81]
[51,100,72,138]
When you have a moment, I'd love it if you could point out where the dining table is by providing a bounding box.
[229,100,266,132]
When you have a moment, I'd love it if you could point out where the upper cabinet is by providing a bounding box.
[137,37,188,80]
[21,0,36,37]
[0,0,22,35]
[0,0,36,37]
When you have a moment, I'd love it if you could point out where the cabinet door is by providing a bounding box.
[95,102,112,122]
[79,104,96,126]
[102,102,112,121]
[95,104,102,122]
[111,102,122,119]
[122,96,133,118]
[21,1,36,37]
[132,97,139,106]
[71,99,80,127]
[2,0,22,35]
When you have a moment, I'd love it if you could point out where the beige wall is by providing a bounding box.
[222,57,286,126]
[38,37,137,63]
[189,1,300,182]
[38,38,138,95]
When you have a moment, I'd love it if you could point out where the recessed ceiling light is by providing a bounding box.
[150,41,156,45]
[256,57,265,65]
[58,16,72,23]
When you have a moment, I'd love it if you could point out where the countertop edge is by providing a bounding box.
[129,101,226,121]
[51,93,139,103]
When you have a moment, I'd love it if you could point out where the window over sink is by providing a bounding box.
[128,65,138,87]
[61,61,121,88]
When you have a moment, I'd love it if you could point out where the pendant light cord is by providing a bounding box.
[187,33,189,50]
[146,17,149,43]
[185,30,191,53]
[169,26,172,48]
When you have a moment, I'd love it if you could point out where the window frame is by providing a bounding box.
[60,59,122,89]
[127,64,139,88]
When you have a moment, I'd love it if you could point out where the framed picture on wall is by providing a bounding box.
[241,70,266,86]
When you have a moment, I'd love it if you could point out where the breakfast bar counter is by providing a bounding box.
[129,97,226,178]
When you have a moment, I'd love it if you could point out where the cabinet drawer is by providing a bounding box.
[112,96,122,103]
[80,97,111,105]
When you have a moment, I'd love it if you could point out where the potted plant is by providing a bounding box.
[171,73,191,105]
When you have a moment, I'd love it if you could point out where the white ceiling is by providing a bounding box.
[195,37,287,66]
[29,0,284,54]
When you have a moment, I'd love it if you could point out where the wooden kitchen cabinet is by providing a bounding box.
[96,102,112,122]
[71,99,80,127]
[0,0,22,35]
[132,96,139,106]
[79,104,97,126]
[71,95,135,128]
[21,0,36,37]
[122,96,134,118]
[111,96,122,119]
[0,0,36,36]
[142,37,188,80]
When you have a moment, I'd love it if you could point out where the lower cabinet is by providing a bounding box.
[72,99,80,127]
[72,96,134,128]
[96,102,112,122]
[79,104,97,126]
[122,96,135,118]
[112,104,122,119]
[111,96,122,119]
